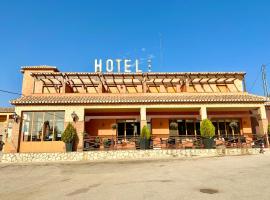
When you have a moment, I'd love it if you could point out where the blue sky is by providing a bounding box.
[0,0,270,106]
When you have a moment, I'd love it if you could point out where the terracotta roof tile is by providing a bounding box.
[10,93,265,105]
[21,65,59,72]
[0,107,15,113]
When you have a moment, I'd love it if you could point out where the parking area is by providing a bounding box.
[0,153,270,200]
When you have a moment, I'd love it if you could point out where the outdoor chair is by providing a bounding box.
[182,138,194,149]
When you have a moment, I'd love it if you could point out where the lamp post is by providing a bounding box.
[262,64,270,147]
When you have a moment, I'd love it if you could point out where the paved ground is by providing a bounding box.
[1,153,270,200]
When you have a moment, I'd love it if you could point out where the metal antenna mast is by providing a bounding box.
[262,64,269,100]
[147,57,152,72]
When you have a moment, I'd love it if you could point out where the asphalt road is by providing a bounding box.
[1,153,270,200]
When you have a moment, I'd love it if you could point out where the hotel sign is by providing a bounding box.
[94,59,142,73]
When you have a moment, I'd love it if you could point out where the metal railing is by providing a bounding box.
[83,134,267,151]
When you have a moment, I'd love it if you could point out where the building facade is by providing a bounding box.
[4,66,269,153]
[0,107,14,152]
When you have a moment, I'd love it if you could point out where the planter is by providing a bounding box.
[103,139,112,149]
[65,142,73,152]
[169,130,178,136]
[203,138,215,149]
[140,138,150,149]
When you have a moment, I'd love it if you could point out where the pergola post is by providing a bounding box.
[140,106,147,131]
[200,106,207,120]
[65,108,85,151]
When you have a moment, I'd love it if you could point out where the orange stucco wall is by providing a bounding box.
[266,110,270,123]
[85,119,116,136]
[19,141,65,153]
[241,116,253,137]
[151,118,169,136]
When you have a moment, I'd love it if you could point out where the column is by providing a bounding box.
[258,105,269,147]
[65,107,85,151]
[200,106,207,120]
[140,106,147,131]
[10,117,20,153]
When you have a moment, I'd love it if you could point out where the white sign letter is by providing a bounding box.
[106,59,114,72]
[124,59,131,73]
[94,59,102,72]
[115,59,122,72]
[135,59,141,73]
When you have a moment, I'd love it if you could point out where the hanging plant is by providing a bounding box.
[229,121,238,131]
[111,123,117,130]
[169,121,178,130]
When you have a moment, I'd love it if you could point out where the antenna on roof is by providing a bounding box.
[262,64,269,100]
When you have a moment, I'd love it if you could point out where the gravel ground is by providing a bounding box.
[0,153,270,200]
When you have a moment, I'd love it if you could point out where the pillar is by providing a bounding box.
[200,106,207,120]
[258,105,269,147]
[10,117,20,153]
[140,106,147,130]
[65,107,85,151]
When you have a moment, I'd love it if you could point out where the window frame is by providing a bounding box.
[20,111,65,142]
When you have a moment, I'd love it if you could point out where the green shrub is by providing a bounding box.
[268,124,270,134]
[62,123,77,143]
[200,119,215,139]
[140,125,151,140]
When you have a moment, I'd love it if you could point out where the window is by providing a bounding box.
[127,86,137,93]
[21,111,65,142]
[166,86,176,93]
[148,86,159,93]
[186,120,195,135]
[169,119,200,136]
[211,119,241,137]
[217,84,228,92]
[108,86,119,93]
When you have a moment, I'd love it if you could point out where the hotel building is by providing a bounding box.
[3,66,269,153]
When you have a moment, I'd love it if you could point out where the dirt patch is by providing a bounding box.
[199,188,219,194]
[66,183,100,196]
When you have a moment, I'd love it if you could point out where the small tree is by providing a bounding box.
[140,125,151,140]
[200,119,215,139]
[62,123,77,143]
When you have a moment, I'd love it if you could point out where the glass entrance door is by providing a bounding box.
[117,120,140,138]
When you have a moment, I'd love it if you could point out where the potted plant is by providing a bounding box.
[200,119,215,149]
[103,138,111,149]
[140,125,151,149]
[62,123,77,152]
[94,137,100,149]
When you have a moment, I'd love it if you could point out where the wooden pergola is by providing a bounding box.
[30,72,246,93]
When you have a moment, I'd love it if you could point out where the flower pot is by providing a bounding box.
[65,142,73,152]
[203,138,215,149]
[140,138,150,149]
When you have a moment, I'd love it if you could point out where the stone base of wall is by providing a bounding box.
[0,148,262,163]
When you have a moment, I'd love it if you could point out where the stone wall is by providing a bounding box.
[0,148,261,163]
